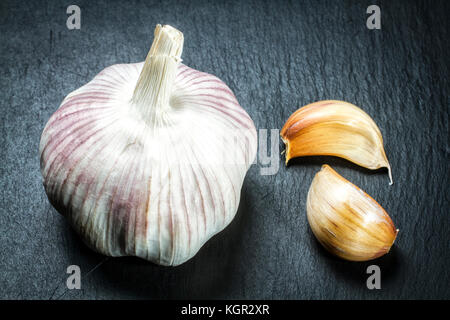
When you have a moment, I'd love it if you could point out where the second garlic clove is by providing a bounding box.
[307,165,398,261]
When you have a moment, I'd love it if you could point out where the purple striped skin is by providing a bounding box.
[39,62,257,266]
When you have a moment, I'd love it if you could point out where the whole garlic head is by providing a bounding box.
[39,25,257,266]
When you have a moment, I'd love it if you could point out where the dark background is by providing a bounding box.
[1,0,449,299]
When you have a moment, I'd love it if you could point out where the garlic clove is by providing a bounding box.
[307,165,398,261]
[39,25,257,266]
[280,100,393,185]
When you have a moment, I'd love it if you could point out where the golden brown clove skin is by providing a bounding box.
[281,100,392,184]
[307,165,398,261]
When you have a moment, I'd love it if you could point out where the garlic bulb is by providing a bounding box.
[307,165,398,261]
[280,100,393,184]
[39,25,257,266]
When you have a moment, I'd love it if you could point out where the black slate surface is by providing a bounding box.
[1,0,449,299]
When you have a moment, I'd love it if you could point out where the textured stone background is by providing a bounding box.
[1,0,449,299]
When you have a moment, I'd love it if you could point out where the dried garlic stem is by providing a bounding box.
[132,24,184,119]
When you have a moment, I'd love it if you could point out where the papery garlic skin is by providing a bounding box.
[39,25,257,266]
[280,100,393,184]
[307,165,398,261]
